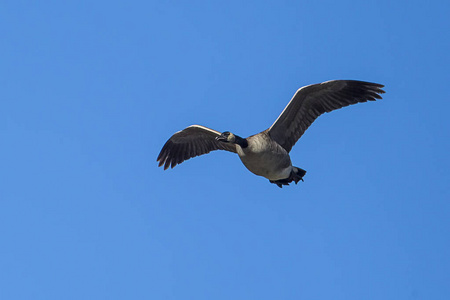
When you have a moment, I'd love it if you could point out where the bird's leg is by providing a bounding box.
[269,179,290,188]
[269,168,306,187]
[291,167,306,184]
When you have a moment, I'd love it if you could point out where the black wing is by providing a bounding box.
[268,80,385,152]
[157,125,237,170]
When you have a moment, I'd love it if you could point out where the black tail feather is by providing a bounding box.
[269,167,306,188]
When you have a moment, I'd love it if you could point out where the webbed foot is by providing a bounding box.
[269,167,306,188]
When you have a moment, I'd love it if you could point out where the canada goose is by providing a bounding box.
[157,80,385,187]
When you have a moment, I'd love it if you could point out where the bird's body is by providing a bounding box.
[237,131,293,181]
[157,80,385,187]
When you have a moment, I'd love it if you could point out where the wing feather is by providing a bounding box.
[268,80,385,152]
[157,125,237,170]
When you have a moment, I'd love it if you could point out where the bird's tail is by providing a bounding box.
[269,167,307,188]
[292,167,307,184]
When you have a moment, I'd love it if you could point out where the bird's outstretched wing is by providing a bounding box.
[157,125,237,170]
[268,80,385,152]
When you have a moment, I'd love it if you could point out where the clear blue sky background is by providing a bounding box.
[1,1,449,299]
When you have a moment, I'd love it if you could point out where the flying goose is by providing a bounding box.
[157,80,385,187]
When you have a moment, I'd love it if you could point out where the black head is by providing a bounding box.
[215,131,236,143]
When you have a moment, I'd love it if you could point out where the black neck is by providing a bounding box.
[235,135,248,148]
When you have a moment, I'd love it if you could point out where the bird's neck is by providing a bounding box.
[234,135,248,148]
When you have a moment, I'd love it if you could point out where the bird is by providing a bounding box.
[157,80,385,188]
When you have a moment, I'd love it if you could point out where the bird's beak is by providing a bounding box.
[216,135,226,142]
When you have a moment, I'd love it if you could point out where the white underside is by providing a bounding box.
[237,145,293,181]
[265,165,292,181]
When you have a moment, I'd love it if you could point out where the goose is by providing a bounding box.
[157,80,385,188]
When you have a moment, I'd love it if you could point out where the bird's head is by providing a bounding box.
[216,131,236,143]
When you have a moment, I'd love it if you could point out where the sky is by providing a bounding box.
[1,0,449,299]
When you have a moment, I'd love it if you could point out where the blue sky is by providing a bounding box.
[1,0,449,299]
